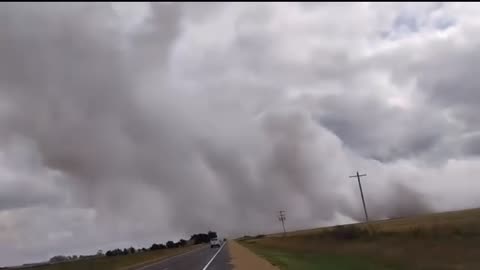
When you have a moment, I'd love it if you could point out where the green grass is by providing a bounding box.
[250,247,402,270]
[22,245,203,270]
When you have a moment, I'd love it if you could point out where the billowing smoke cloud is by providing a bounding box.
[2,2,480,266]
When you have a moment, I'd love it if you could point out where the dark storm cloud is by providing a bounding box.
[458,134,480,157]
[414,42,480,109]
[310,94,450,163]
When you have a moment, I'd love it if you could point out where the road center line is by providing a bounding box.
[201,242,226,270]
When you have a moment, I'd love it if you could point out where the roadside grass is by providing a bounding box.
[268,208,480,238]
[22,244,203,270]
[240,208,480,270]
[247,246,402,270]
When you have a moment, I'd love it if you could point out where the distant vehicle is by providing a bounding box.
[210,238,221,248]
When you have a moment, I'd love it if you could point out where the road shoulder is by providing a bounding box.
[228,241,279,270]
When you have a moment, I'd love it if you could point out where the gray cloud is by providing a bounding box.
[310,94,451,163]
[1,2,479,266]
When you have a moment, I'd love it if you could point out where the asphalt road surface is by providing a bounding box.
[138,243,231,270]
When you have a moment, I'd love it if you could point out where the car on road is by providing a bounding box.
[210,238,221,248]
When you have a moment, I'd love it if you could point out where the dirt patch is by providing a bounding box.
[228,241,279,270]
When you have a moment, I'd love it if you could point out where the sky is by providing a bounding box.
[1,2,480,266]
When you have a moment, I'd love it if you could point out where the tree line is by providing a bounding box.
[50,231,219,262]
[104,231,217,257]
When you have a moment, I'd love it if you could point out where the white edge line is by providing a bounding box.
[135,245,208,270]
[201,242,226,270]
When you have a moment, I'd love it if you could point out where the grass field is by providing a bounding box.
[239,208,480,270]
[18,244,204,270]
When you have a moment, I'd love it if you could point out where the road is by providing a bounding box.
[138,243,231,270]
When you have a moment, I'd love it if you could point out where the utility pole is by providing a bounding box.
[278,210,286,236]
[349,171,369,223]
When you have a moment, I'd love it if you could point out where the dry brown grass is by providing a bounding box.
[268,208,480,237]
[242,208,480,270]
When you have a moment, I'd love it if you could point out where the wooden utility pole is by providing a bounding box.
[278,210,286,236]
[349,171,369,222]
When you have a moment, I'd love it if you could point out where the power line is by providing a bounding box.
[277,210,286,236]
[349,171,369,223]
